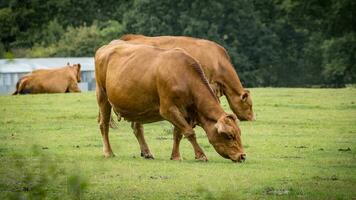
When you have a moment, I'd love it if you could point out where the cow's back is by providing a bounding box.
[120,35,230,80]
[21,68,73,93]
[95,41,162,94]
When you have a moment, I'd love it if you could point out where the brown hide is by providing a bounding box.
[95,40,245,162]
[12,64,81,95]
[120,34,255,121]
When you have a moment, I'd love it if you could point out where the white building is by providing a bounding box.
[0,57,95,95]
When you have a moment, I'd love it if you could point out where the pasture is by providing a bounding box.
[0,88,355,199]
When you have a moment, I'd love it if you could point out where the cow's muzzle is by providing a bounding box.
[232,153,246,163]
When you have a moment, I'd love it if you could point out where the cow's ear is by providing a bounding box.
[77,64,81,71]
[215,115,234,137]
[215,120,228,134]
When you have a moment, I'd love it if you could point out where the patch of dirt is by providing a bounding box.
[280,156,302,159]
[139,175,169,180]
[338,147,351,152]
[312,175,338,181]
[294,145,307,149]
[150,175,169,180]
[264,187,290,195]
[6,120,15,124]
[84,144,102,147]
[156,136,171,140]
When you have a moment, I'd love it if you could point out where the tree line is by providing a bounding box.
[0,0,355,87]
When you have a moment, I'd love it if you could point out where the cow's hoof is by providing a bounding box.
[170,156,182,161]
[195,155,208,162]
[141,152,154,159]
[103,152,115,158]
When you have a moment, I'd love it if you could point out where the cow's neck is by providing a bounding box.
[218,62,245,97]
[193,92,225,139]
[196,107,223,141]
[192,79,223,116]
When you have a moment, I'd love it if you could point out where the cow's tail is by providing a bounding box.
[12,77,30,95]
[12,79,22,95]
[97,109,120,129]
[110,108,121,129]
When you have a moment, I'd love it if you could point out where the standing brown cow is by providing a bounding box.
[12,63,81,95]
[95,40,245,162]
[120,34,255,121]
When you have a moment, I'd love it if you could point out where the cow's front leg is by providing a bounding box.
[171,126,207,161]
[186,133,208,161]
[160,104,207,161]
[131,122,154,159]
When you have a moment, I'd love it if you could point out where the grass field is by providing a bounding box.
[0,88,355,199]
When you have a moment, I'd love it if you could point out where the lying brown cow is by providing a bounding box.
[120,34,255,121]
[95,40,245,162]
[12,63,81,95]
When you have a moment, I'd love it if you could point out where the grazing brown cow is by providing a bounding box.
[95,40,245,162]
[12,63,81,95]
[120,34,255,121]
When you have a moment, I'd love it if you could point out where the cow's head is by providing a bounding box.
[209,114,245,162]
[228,90,255,121]
[72,63,81,83]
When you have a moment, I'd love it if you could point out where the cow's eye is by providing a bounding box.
[224,134,234,140]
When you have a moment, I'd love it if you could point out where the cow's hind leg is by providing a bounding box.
[96,87,114,158]
[131,122,154,159]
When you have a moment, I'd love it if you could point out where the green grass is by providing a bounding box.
[0,88,355,199]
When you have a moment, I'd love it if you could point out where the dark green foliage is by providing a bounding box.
[54,25,102,57]
[0,0,354,87]
[67,172,88,200]
[321,34,356,87]
[0,146,89,199]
